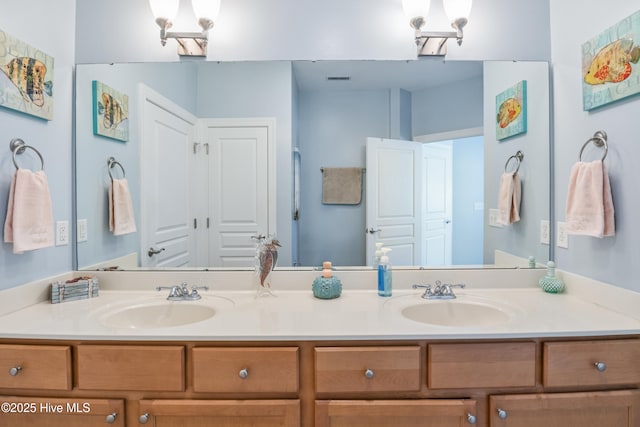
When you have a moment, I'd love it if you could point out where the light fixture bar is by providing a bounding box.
[414,30,459,56]
[164,31,209,56]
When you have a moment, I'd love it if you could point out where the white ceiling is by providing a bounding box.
[292,60,483,92]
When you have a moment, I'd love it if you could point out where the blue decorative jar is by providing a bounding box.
[539,261,565,294]
[312,262,342,299]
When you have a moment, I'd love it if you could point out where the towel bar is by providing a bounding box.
[504,151,524,174]
[107,157,126,180]
[9,138,44,171]
[579,130,608,161]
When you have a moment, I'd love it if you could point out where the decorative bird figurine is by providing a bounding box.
[253,235,281,288]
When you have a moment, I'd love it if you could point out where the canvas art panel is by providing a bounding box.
[496,80,527,141]
[582,9,640,111]
[92,80,129,142]
[0,28,54,120]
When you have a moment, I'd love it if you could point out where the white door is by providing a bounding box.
[365,137,423,266]
[422,142,453,265]
[139,85,199,268]
[201,119,275,267]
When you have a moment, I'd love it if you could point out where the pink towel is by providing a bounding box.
[496,172,521,225]
[108,178,137,236]
[565,160,614,237]
[3,169,54,254]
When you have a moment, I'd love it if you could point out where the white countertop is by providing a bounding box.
[1,285,639,341]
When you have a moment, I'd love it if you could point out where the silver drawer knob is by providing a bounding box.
[239,368,249,379]
[139,413,150,424]
[497,409,508,419]
[364,369,374,379]
[467,413,477,424]
[8,366,22,376]
[594,361,607,372]
[106,412,117,424]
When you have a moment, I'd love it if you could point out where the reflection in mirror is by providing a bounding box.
[75,60,550,271]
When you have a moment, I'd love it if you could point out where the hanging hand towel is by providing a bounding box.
[496,172,521,225]
[322,167,363,205]
[565,160,614,237]
[3,169,54,254]
[108,177,137,236]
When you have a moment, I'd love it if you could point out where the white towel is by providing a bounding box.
[565,160,614,237]
[3,169,54,254]
[496,172,521,225]
[108,178,137,236]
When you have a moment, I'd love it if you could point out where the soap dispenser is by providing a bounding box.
[312,261,342,299]
[373,242,384,268]
[539,261,565,293]
[378,248,392,297]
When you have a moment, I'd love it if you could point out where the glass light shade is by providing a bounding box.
[401,0,431,22]
[149,0,179,20]
[191,0,221,21]
[442,0,473,21]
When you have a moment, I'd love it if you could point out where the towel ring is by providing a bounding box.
[579,130,608,161]
[9,138,45,171]
[107,157,126,180]
[504,150,524,174]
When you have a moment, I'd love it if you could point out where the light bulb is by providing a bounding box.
[442,0,472,22]
[401,0,431,27]
[191,0,221,21]
[148,0,179,21]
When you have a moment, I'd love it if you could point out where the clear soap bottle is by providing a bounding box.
[373,242,384,268]
[377,248,392,297]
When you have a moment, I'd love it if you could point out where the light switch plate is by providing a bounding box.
[540,220,550,245]
[56,220,69,246]
[77,219,88,243]
[556,221,569,249]
[489,209,503,228]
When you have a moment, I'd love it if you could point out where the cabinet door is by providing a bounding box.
[138,399,299,427]
[0,396,124,427]
[316,399,478,427]
[490,390,640,427]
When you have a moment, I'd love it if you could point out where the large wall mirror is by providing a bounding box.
[75,60,551,271]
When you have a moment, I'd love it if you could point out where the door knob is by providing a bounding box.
[497,408,508,419]
[367,227,382,234]
[139,413,150,424]
[148,247,165,257]
[106,412,117,424]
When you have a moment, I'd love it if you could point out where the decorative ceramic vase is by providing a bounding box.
[539,261,565,293]
[312,261,342,299]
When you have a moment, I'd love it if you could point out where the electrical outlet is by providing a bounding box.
[56,220,69,246]
[77,219,88,243]
[489,209,503,228]
[556,221,569,249]
[540,220,550,245]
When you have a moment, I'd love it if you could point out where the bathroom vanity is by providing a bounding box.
[1,269,639,427]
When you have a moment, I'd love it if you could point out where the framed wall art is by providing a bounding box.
[92,80,129,142]
[582,9,640,111]
[0,28,54,120]
[496,80,527,141]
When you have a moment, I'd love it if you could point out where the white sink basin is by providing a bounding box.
[100,302,217,329]
[400,299,514,327]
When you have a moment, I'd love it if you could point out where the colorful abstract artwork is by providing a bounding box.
[582,10,640,111]
[92,80,129,142]
[496,80,527,141]
[0,28,54,120]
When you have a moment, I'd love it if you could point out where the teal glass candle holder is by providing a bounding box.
[539,261,565,294]
[312,276,342,299]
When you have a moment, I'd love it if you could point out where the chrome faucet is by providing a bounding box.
[412,280,465,299]
[156,282,209,301]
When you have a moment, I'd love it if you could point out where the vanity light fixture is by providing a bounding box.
[402,0,472,57]
[149,0,221,57]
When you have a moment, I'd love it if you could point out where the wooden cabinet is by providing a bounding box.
[0,344,71,390]
[489,389,640,427]
[138,399,300,427]
[0,396,125,427]
[315,399,478,427]
[543,338,640,387]
[315,346,421,393]
[428,342,536,389]
[192,346,299,393]
[77,344,185,391]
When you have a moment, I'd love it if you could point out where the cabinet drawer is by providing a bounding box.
[315,346,421,393]
[0,344,72,390]
[428,342,536,389]
[543,339,640,387]
[77,345,184,391]
[192,347,299,393]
